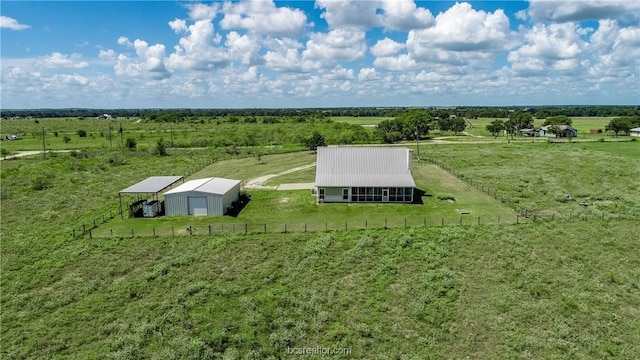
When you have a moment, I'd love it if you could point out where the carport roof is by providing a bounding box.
[119,176,184,194]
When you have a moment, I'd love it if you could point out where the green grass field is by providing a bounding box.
[2,128,639,358]
[330,116,393,125]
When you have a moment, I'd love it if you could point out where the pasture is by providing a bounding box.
[1,117,639,358]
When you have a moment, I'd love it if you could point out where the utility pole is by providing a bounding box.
[42,126,46,159]
[119,122,124,148]
[415,127,420,157]
[109,122,112,148]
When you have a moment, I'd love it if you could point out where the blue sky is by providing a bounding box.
[1,1,639,108]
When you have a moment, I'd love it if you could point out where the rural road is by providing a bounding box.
[244,163,316,189]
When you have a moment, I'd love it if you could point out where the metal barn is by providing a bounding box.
[163,177,242,216]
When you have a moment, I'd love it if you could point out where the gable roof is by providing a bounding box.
[164,177,241,196]
[630,127,640,132]
[315,146,415,187]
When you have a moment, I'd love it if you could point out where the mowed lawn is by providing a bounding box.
[95,159,516,237]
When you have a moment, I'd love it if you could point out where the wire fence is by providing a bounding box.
[80,211,640,239]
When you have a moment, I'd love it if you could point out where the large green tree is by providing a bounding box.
[486,119,505,138]
[606,117,634,137]
[305,131,326,150]
[544,115,572,126]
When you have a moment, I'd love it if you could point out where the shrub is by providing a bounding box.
[108,153,126,165]
[32,175,52,190]
[437,195,456,201]
[77,129,87,137]
[53,131,59,137]
[63,135,71,143]
[1,148,10,158]
[70,150,89,159]
[153,138,168,156]
[125,137,137,150]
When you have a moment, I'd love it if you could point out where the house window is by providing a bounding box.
[319,188,325,200]
[342,188,349,200]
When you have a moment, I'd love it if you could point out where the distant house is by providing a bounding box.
[630,127,640,137]
[164,177,241,216]
[4,134,19,141]
[519,128,538,137]
[314,146,415,203]
[96,114,113,120]
[539,125,578,138]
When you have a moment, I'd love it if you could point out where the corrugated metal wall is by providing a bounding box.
[164,187,240,216]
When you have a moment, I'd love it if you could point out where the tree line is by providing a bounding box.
[2,106,639,120]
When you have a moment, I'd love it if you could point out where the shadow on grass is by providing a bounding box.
[413,188,430,205]
[226,193,251,217]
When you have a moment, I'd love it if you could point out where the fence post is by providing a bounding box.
[284,223,287,233]
[111,229,113,236]
[73,229,76,238]
[172,226,174,236]
[441,217,444,226]
[264,224,267,233]
[325,222,328,231]
[304,223,307,232]
[209,225,212,235]
[345,222,347,231]
[245,224,248,233]
[189,225,192,235]
[460,216,463,225]
[423,217,426,226]
[365,220,367,229]
[110,210,112,218]
[89,229,92,239]
[404,218,407,227]
[153,227,156,237]
[478,216,480,225]
[384,219,387,229]
[131,228,134,236]
[552,213,555,221]
[83,224,86,233]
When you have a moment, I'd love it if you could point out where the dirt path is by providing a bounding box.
[244,163,316,189]
[1,150,71,161]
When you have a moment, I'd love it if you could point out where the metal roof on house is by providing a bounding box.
[164,177,241,196]
[315,146,416,187]
[630,127,640,131]
[119,176,184,194]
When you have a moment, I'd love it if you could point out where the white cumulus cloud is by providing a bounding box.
[315,0,382,30]
[0,16,30,30]
[220,0,308,37]
[303,29,367,64]
[526,0,640,24]
[38,52,89,69]
[508,23,589,74]
[371,38,405,57]
[380,0,434,30]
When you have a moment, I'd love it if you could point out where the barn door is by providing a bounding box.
[187,196,207,215]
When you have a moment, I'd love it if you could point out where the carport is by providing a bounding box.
[118,176,184,219]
